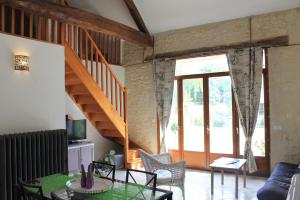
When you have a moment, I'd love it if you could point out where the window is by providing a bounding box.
[209,76,233,154]
[183,78,204,152]
[176,54,229,75]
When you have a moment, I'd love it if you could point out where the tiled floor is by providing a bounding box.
[115,169,266,200]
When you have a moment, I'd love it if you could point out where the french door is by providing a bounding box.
[167,71,270,175]
[172,73,235,169]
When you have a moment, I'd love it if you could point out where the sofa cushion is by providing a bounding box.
[257,162,299,200]
[257,180,289,200]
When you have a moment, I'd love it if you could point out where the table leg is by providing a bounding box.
[235,171,239,199]
[211,168,214,196]
[221,170,224,185]
[243,165,247,188]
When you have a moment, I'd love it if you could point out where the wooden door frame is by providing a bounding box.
[203,77,210,167]
[156,50,270,176]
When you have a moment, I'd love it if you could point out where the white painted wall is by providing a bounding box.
[111,65,125,85]
[0,33,65,133]
[65,64,125,161]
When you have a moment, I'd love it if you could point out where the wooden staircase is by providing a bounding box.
[63,27,130,166]
[64,28,152,168]
[0,1,151,168]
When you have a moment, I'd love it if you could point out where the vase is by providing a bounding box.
[80,164,86,188]
[86,163,94,189]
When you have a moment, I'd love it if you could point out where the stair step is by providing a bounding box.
[96,121,116,130]
[68,85,89,95]
[128,149,140,160]
[65,73,77,80]
[90,113,109,121]
[82,104,103,113]
[101,130,121,138]
[66,78,81,86]
[76,96,96,104]
[127,158,143,169]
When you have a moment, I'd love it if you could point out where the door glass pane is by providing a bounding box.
[183,79,204,152]
[209,76,233,154]
[166,81,179,150]
[176,54,229,76]
[240,79,265,156]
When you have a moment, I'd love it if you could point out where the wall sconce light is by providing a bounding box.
[15,55,30,71]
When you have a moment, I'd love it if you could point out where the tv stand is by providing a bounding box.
[68,140,91,145]
[68,142,94,173]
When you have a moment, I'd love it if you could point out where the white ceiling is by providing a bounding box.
[69,0,138,29]
[69,0,300,34]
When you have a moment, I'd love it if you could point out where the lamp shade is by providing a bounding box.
[15,55,30,71]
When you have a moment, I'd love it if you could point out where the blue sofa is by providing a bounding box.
[257,162,300,200]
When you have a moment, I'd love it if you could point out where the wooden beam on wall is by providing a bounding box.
[123,0,150,36]
[145,36,289,61]
[1,0,152,46]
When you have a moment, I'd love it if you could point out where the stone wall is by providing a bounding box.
[123,7,300,168]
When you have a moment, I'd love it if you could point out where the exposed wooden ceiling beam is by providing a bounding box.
[144,36,289,61]
[2,0,152,46]
[123,0,150,36]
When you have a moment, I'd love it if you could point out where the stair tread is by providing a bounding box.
[76,96,96,104]
[66,79,82,86]
[127,158,142,163]
[129,149,139,152]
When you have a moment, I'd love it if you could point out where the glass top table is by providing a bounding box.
[37,174,173,200]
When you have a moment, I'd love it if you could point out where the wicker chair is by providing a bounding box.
[139,149,186,198]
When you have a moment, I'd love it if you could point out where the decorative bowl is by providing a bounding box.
[66,177,112,194]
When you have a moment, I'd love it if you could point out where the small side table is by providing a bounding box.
[209,157,247,199]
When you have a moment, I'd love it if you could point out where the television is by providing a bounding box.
[66,119,87,143]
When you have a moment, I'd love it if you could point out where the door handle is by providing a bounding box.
[236,127,239,135]
[206,125,210,135]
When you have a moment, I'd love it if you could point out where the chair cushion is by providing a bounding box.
[154,169,172,184]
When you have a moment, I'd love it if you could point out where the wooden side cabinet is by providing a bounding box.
[68,142,94,173]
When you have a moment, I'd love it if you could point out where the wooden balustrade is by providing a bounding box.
[90,31,121,65]
[0,3,126,123]
[0,3,121,64]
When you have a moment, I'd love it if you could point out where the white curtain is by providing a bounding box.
[153,59,176,153]
[227,48,263,173]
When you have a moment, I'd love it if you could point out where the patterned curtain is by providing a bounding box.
[227,48,263,173]
[153,59,176,153]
